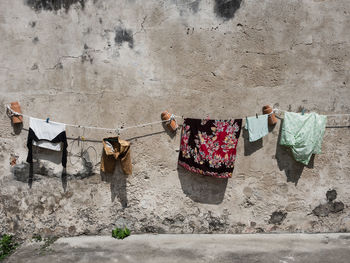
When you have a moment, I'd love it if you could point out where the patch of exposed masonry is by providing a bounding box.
[313,190,344,217]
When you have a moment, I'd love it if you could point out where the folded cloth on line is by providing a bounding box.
[280,112,327,165]
[178,118,242,178]
[26,117,68,167]
[100,137,132,175]
[245,114,269,142]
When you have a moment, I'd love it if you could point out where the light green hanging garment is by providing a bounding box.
[280,112,327,165]
[245,114,269,142]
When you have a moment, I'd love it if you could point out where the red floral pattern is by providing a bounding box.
[178,118,242,178]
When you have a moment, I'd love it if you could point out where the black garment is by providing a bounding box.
[26,128,68,167]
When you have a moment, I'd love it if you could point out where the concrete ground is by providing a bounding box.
[5,233,350,263]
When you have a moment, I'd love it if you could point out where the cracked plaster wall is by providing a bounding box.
[0,0,350,238]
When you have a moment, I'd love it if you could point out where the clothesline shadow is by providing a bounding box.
[177,166,228,204]
[100,165,128,208]
[275,121,314,186]
[123,130,170,142]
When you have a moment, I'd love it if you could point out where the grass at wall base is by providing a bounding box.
[112,227,131,240]
[0,234,18,261]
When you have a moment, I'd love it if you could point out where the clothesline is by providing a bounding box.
[6,105,182,133]
[6,104,350,133]
[6,104,276,133]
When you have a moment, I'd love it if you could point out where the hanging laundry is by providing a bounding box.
[245,114,269,142]
[26,117,68,167]
[178,118,242,178]
[100,137,132,175]
[280,112,327,165]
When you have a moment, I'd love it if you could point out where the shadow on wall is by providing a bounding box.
[243,128,263,156]
[12,145,94,191]
[101,167,128,208]
[177,166,228,204]
[214,0,242,20]
[11,122,23,135]
[243,122,277,156]
[12,161,67,190]
[275,120,314,186]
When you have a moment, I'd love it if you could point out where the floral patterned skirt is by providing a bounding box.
[178,118,242,178]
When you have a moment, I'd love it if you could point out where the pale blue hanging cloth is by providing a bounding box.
[245,114,269,142]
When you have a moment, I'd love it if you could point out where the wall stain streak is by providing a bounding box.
[189,0,201,13]
[26,0,85,12]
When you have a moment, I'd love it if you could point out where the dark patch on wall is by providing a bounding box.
[186,27,194,35]
[55,62,63,69]
[115,27,134,48]
[204,211,229,232]
[83,27,91,35]
[33,36,39,44]
[29,21,36,27]
[68,225,76,234]
[26,0,85,12]
[140,225,165,233]
[326,189,337,202]
[269,211,287,225]
[31,63,38,70]
[255,227,265,233]
[214,0,242,20]
[81,53,93,64]
[313,202,344,217]
[81,45,93,64]
[313,190,344,217]
[163,214,185,226]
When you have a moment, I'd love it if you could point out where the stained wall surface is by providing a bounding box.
[0,0,350,238]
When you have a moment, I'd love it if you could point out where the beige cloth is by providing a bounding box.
[100,137,132,175]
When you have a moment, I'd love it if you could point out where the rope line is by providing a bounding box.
[6,105,182,133]
[6,105,350,133]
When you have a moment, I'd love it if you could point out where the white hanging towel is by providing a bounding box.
[29,117,66,151]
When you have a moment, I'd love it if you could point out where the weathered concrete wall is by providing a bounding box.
[0,0,350,238]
